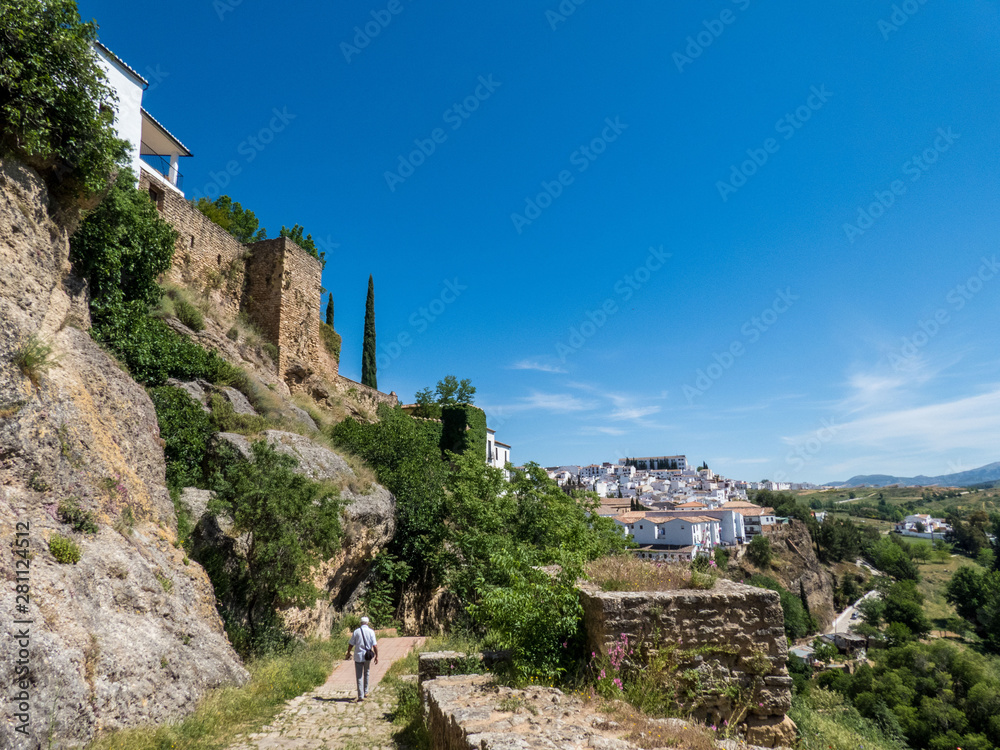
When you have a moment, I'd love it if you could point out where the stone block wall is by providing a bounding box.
[138,171,246,324]
[579,578,795,747]
[242,237,322,385]
[332,374,399,411]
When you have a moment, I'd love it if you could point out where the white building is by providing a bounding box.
[618,455,688,472]
[94,42,191,195]
[486,429,511,470]
[615,512,721,554]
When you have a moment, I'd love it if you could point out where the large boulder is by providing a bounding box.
[0,158,248,750]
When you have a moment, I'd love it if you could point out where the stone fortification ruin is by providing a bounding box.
[139,172,396,408]
[417,579,796,750]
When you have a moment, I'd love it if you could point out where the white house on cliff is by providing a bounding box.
[94,42,191,196]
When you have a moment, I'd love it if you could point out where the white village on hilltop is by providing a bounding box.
[545,455,793,562]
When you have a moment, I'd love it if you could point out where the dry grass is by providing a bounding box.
[585,556,714,592]
[603,702,715,750]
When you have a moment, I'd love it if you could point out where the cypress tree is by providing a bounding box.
[325,293,334,327]
[361,275,377,389]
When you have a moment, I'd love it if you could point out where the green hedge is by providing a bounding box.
[440,405,487,458]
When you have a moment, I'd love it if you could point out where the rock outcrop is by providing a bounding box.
[734,521,835,631]
[195,429,396,637]
[0,158,248,749]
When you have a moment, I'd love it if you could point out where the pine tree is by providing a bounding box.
[325,293,334,327]
[361,275,377,389]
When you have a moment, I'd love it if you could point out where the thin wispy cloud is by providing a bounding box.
[609,405,661,421]
[509,359,568,374]
[581,426,627,436]
[483,391,597,415]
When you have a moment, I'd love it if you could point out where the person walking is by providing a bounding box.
[345,616,379,702]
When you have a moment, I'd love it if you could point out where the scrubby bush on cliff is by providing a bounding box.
[205,440,343,654]
[746,535,773,567]
[0,0,129,199]
[49,534,81,564]
[148,386,214,490]
[746,574,817,640]
[194,195,267,243]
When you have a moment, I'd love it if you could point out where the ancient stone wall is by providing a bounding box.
[332,374,399,411]
[138,171,246,324]
[579,578,795,747]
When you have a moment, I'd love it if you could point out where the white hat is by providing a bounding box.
[360,616,369,624]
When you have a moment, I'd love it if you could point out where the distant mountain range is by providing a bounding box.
[826,461,1000,488]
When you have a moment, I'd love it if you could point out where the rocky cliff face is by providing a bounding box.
[0,159,248,749]
[734,521,836,631]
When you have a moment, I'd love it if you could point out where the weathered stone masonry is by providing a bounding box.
[139,173,348,389]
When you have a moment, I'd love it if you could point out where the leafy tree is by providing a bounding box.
[361,274,376,389]
[870,536,920,581]
[208,440,342,642]
[71,169,176,313]
[0,0,129,199]
[325,293,334,327]
[193,195,266,242]
[746,535,773,567]
[435,375,476,405]
[278,224,324,266]
[812,638,840,664]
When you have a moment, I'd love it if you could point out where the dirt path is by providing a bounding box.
[227,636,425,750]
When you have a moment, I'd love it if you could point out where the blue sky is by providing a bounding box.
[82,0,1000,483]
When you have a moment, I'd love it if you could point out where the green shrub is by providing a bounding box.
[49,534,81,564]
[149,386,214,490]
[13,334,57,385]
[209,393,267,435]
[468,550,585,683]
[262,342,279,363]
[747,574,816,640]
[206,441,342,653]
[319,323,341,363]
[746,535,773,567]
[226,327,239,341]
[58,498,98,534]
[0,0,130,200]
[173,297,205,332]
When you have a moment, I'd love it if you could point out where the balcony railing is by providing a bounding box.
[139,143,183,189]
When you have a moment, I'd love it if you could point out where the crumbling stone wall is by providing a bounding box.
[332,374,398,410]
[579,578,796,747]
[138,172,245,324]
